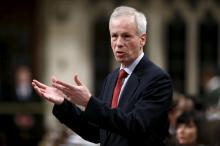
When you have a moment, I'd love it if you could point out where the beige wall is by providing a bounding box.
[39,0,93,137]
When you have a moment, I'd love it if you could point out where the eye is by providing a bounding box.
[123,34,131,40]
[111,34,117,38]
[124,34,130,38]
[111,34,117,40]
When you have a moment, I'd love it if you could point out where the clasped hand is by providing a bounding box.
[32,75,91,107]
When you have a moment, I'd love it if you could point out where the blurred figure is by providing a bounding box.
[166,92,196,146]
[201,65,220,109]
[39,126,70,146]
[175,111,207,146]
[168,92,195,136]
[201,65,220,142]
[5,64,45,146]
[168,92,184,137]
[11,113,43,146]
[13,65,40,102]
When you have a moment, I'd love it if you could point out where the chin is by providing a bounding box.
[179,140,187,145]
[116,58,124,63]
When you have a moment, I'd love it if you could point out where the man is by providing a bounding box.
[32,6,173,146]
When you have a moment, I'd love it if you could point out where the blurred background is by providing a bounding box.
[0,0,220,146]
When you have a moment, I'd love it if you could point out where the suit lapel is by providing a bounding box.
[118,73,139,109]
[105,55,150,108]
[106,69,119,107]
[117,56,150,109]
[102,70,119,144]
[103,56,150,143]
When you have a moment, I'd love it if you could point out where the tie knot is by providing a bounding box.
[119,69,128,79]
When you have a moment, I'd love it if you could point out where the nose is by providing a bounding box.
[177,126,185,135]
[115,37,123,48]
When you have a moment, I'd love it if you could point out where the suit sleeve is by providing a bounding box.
[52,100,100,143]
[83,73,172,138]
[52,76,109,143]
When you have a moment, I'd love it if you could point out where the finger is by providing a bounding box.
[32,81,43,90]
[55,80,74,89]
[32,83,45,97]
[32,81,36,87]
[51,76,57,83]
[74,75,83,86]
[52,82,76,99]
[52,82,64,90]
[32,79,47,89]
[65,92,71,98]
[52,82,73,97]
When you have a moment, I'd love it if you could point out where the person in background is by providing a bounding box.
[175,111,207,146]
[13,65,39,102]
[168,92,197,135]
[6,64,44,146]
[201,65,220,109]
[166,92,199,146]
[200,65,220,142]
[32,6,172,146]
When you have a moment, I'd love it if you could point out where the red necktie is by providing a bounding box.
[111,69,128,108]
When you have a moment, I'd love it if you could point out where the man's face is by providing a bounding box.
[110,15,146,67]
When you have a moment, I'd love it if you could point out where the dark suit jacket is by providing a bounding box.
[53,55,173,146]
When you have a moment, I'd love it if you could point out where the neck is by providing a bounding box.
[121,51,144,68]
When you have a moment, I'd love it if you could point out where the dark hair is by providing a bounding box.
[176,111,207,145]
[176,111,199,127]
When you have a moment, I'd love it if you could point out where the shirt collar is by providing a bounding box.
[120,52,144,75]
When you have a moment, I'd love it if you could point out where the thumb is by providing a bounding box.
[51,75,57,83]
[74,75,83,86]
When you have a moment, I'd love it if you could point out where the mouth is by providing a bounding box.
[178,136,186,141]
[116,51,126,57]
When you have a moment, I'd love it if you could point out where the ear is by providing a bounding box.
[140,33,147,47]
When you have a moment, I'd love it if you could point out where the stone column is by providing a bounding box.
[38,0,93,145]
[185,11,198,95]
[147,1,167,69]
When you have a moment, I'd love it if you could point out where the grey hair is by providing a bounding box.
[109,6,147,34]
